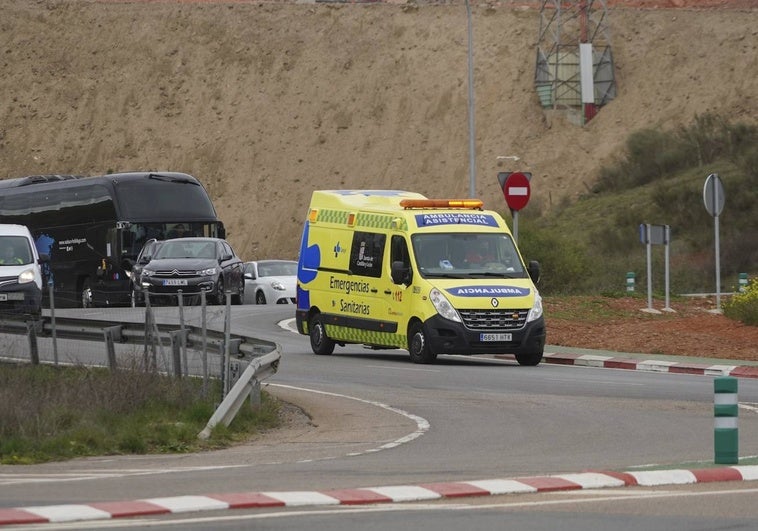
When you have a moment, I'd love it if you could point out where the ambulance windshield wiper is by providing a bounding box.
[423,272,467,279]
[472,272,524,279]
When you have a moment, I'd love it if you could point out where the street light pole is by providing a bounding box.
[465,0,476,198]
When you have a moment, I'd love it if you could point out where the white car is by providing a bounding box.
[0,224,49,317]
[243,260,297,305]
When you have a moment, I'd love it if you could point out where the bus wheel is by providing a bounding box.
[408,322,436,364]
[515,351,543,366]
[309,314,335,356]
[81,278,93,308]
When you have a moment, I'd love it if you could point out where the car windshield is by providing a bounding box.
[411,233,527,279]
[154,240,217,260]
[258,261,297,277]
[0,236,33,266]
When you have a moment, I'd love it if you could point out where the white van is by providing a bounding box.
[0,224,49,317]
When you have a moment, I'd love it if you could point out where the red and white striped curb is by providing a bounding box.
[1,466,757,526]
[532,352,758,379]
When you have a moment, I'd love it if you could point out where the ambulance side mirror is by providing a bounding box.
[527,260,541,284]
[391,260,412,285]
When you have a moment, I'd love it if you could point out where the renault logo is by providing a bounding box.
[491,298,499,308]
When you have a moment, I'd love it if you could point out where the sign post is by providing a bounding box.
[638,223,671,312]
[497,172,531,244]
[703,173,725,312]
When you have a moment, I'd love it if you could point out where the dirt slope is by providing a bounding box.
[1,1,756,262]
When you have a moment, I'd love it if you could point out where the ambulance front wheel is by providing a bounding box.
[515,351,543,366]
[310,314,335,356]
[408,322,437,364]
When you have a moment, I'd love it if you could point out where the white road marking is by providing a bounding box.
[270,383,430,457]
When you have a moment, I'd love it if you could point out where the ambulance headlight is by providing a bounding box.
[527,291,543,322]
[429,288,461,323]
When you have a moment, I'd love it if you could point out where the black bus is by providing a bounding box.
[0,172,225,308]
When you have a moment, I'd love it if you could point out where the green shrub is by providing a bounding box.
[517,224,590,295]
[593,113,758,193]
[723,278,758,326]
[525,112,756,302]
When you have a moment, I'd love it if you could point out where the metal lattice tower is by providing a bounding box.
[535,0,616,124]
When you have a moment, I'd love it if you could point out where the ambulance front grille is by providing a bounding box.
[459,309,528,330]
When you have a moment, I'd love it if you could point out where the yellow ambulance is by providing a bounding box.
[295,190,545,365]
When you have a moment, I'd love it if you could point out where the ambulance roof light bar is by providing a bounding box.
[399,199,483,210]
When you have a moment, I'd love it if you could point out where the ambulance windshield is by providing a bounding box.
[411,233,526,278]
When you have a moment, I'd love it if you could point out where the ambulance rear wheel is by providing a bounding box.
[310,314,335,356]
[408,322,436,364]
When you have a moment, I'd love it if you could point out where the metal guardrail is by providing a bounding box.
[0,315,277,359]
[198,349,281,439]
[0,313,282,439]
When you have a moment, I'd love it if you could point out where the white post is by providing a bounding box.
[512,210,519,245]
[713,193,721,312]
[645,223,653,310]
[664,225,672,311]
[465,0,476,197]
[223,289,232,397]
[201,289,208,397]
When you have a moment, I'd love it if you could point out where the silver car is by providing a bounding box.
[243,260,297,305]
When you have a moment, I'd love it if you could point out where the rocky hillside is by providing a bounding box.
[1,1,756,260]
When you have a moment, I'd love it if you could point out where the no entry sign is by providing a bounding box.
[500,171,531,211]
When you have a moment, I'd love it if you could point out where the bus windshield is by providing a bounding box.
[411,233,527,278]
[114,177,217,220]
[122,222,222,259]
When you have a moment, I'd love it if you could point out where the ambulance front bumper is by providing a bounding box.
[423,314,546,356]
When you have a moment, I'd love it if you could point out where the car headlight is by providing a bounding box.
[141,269,155,277]
[527,291,543,322]
[18,268,35,284]
[197,267,217,276]
[271,280,285,291]
[429,287,461,323]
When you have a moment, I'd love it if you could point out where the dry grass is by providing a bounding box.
[0,362,280,464]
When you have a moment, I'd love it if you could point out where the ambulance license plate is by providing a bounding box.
[163,279,188,286]
[480,333,512,342]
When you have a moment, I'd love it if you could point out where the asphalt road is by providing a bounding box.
[24,482,758,531]
[1,305,757,530]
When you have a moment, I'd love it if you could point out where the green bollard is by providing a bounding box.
[714,376,738,465]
